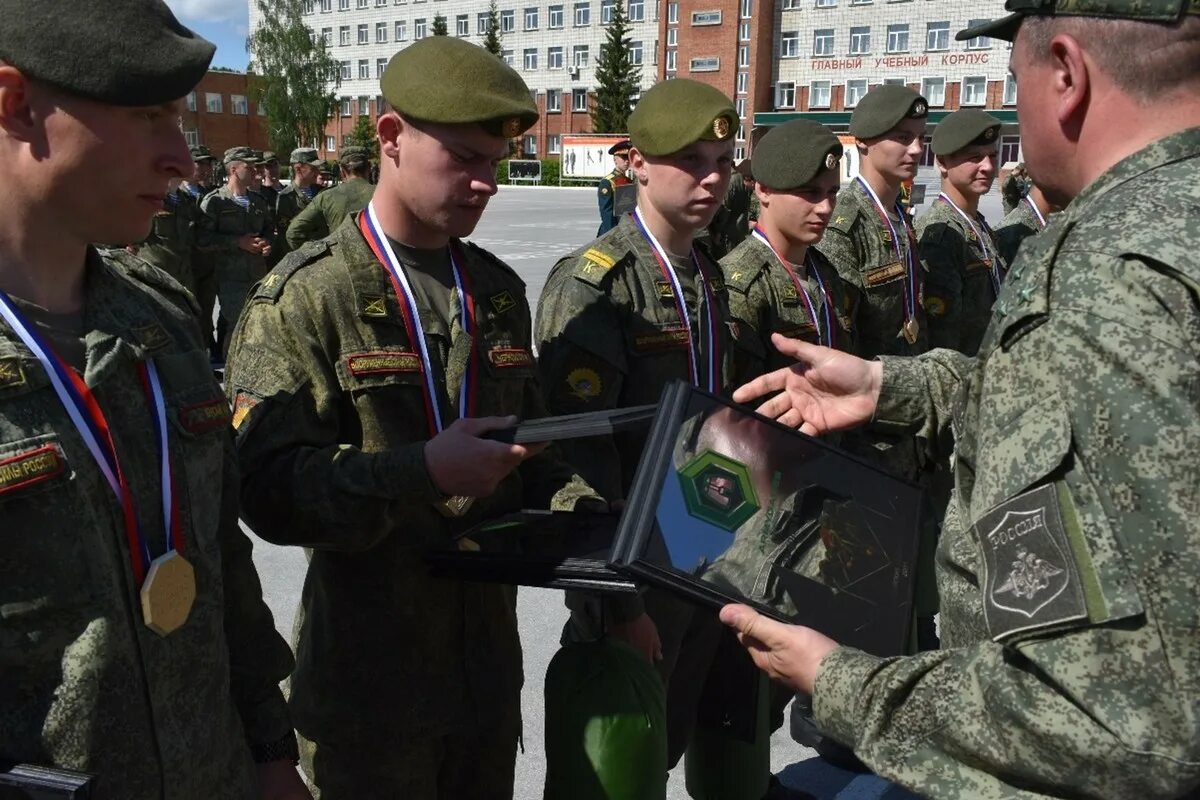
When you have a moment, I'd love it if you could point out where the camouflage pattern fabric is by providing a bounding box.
[198,186,273,344]
[134,187,201,295]
[813,128,1200,798]
[916,199,1007,356]
[225,213,599,795]
[1000,171,1030,214]
[0,249,295,798]
[284,178,374,251]
[706,172,752,260]
[996,199,1049,267]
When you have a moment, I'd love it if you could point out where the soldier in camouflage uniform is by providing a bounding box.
[225,38,601,800]
[706,166,753,260]
[256,151,283,213]
[725,2,1200,797]
[285,146,375,250]
[721,120,855,387]
[916,110,1007,356]
[0,2,308,797]
[199,146,273,358]
[996,182,1057,265]
[128,177,202,296]
[271,147,324,264]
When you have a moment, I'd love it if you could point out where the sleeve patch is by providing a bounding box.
[583,248,617,271]
[231,392,263,431]
[864,262,907,287]
[488,347,535,369]
[179,397,233,434]
[346,351,422,376]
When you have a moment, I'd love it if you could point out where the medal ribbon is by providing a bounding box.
[938,192,1002,297]
[631,208,720,391]
[1024,196,1047,229]
[0,291,181,584]
[750,227,835,348]
[358,202,477,437]
[855,176,919,326]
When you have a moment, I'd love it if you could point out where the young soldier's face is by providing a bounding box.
[938,143,999,197]
[859,117,926,184]
[635,139,734,233]
[757,169,840,246]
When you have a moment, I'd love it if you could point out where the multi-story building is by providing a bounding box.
[181,70,271,158]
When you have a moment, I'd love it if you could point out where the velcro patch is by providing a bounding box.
[634,326,689,352]
[488,347,534,369]
[132,323,172,352]
[361,295,388,317]
[780,284,800,306]
[490,291,518,315]
[708,274,725,293]
[655,281,675,300]
[865,262,906,287]
[977,483,1088,642]
[0,357,26,389]
[180,397,233,434]
[0,444,65,495]
[347,351,422,376]
[925,296,947,318]
[583,248,616,271]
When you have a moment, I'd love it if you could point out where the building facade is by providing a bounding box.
[182,70,271,158]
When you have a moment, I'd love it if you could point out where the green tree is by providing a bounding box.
[247,0,338,156]
[432,14,448,36]
[344,115,380,161]
[592,0,640,132]
[482,0,503,57]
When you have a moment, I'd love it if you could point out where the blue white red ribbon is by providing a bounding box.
[938,192,1002,297]
[750,227,836,349]
[856,176,920,326]
[1024,196,1047,229]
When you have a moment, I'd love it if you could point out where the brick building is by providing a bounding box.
[181,70,271,159]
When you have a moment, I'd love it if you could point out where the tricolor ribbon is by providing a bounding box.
[358,201,477,437]
[938,192,1003,297]
[1024,196,1047,229]
[632,208,720,392]
[750,227,836,348]
[856,176,920,326]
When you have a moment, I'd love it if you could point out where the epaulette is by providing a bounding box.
[826,204,862,236]
[721,250,768,295]
[460,239,524,287]
[253,239,332,302]
[103,249,201,318]
[563,237,630,288]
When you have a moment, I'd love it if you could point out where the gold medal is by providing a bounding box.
[901,317,919,345]
[140,551,196,636]
[435,495,475,518]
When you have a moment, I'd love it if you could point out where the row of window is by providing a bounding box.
[773,74,1016,110]
[337,86,592,117]
[311,0,649,35]
[781,21,991,58]
[185,91,266,116]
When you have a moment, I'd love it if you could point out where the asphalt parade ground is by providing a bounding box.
[249,178,1004,799]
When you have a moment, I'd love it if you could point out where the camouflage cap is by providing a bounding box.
[0,0,214,106]
[262,151,278,163]
[932,109,1002,156]
[958,0,1200,42]
[751,120,843,190]
[849,84,928,140]
[628,79,738,157]
[223,146,259,165]
[289,147,322,165]
[190,145,216,162]
[380,37,538,137]
[339,146,370,167]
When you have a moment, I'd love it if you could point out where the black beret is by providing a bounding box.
[849,85,928,139]
[628,79,737,157]
[0,0,215,106]
[381,37,538,137]
[932,109,1002,156]
[958,0,1200,43]
[752,120,843,190]
[608,139,631,156]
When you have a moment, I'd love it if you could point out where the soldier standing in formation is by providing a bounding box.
[916,109,1007,356]
[272,147,325,263]
[996,180,1058,265]
[225,37,602,799]
[0,0,309,797]
[725,2,1200,797]
[596,139,633,235]
[257,151,284,213]
[285,145,375,250]
[128,174,202,297]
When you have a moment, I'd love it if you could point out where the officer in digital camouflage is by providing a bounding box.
[284,145,374,250]
[199,146,273,359]
[536,78,753,769]
[271,147,324,263]
[996,179,1059,265]
[596,138,633,235]
[224,37,602,799]
[725,2,1200,797]
[916,109,1008,356]
[721,120,855,387]
[0,1,309,798]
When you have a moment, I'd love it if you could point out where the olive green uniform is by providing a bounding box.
[272,182,321,262]
[225,214,600,799]
[916,199,1007,356]
[0,249,296,798]
[996,198,1048,266]
[284,178,374,250]
[706,172,752,260]
[198,187,272,351]
[134,187,201,296]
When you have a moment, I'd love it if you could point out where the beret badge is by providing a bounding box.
[713,116,731,139]
[825,153,839,170]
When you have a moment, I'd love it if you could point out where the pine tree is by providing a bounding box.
[483,0,503,57]
[592,0,640,132]
[432,14,448,36]
[344,115,380,161]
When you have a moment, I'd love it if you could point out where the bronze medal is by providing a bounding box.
[140,551,196,636]
[435,495,475,518]
[901,317,919,344]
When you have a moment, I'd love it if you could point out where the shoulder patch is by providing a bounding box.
[461,240,524,286]
[827,207,862,236]
[253,239,332,302]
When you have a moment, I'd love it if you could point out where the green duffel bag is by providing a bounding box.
[544,638,668,800]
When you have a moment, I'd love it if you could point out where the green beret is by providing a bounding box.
[751,121,843,190]
[381,37,537,137]
[848,85,928,139]
[190,145,216,162]
[959,0,1200,42]
[932,109,1002,156]
[0,0,214,106]
[628,79,737,157]
[290,148,322,165]
[223,146,258,165]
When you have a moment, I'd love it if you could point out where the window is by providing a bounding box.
[574,1,590,25]
[377,57,388,77]
[775,82,795,109]
[692,10,721,25]
[736,71,748,94]
[738,45,749,67]
[377,94,386,113]
[320,0,331,10]
[358,95,369,115]
[736,123,745,141]
[357,0,367,7]
[456,14,469,35]
[573,44,589,67]
[186,91,196,111]
[230,94,248,115]
[184,129,199,147]
[845,78,868,107]
[962,76,987,106]
[926,21,949,51]
[966,20,991,50]
[358,59,369,79]
[340,97,352,116]
[690,56,719,71]
[523,135,537,156]
[740,0,751,16]
[548,46,564,69]
[502,48,514,66]
[338,25,350,45]
[546,88,562,111]
[629,0,645,20]
[780,30,799,57]
[524,48,538,69]
[886,23,909,53]
[810,80,831,108]
[781,0,799,8]
[548,134,562,154]
[734,145,745,161]
[376,21,388,41]
[321,26,333,45]
[667,1,678,22]
[883,76,905,85]
[815,0,835,6]
[414,17,427,37]
[849,26,870,54]
[666,49,677,71]
[813,28,834,56]
[629,40,643,64]
[667,27,677,45]
[395,20,407,39]
[1003,73,1017,105]
[921,76,946,106]
[338,0,349,9]
[739,21,750,40]
[501,9,515,31]
[549,4,564,26]
[477,12,489,33]
[205,92,223,113]
[524,6,538,28]
[1000,135,1020,165]
[339,60,351,80]
[572,88,588,111]
[601,0,614,23]
[735,97,746,116]
[326,135,336,151]
[304,0,315,11]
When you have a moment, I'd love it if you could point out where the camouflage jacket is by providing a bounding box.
[225,214,599,739]
[198,186,272,283]
[284,178,374,251]
[813,128,1200,798]
[996,198,1049,267]
[706,173,753,260]
[915,198,1007,356]
[0,250,295,797]
[720,233,856,387]
[271,182,322,263]
[135,188,200,295]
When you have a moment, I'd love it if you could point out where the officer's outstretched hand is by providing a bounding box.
[424,416,547,499]
[733,334,882,436]
[719,604,839,695]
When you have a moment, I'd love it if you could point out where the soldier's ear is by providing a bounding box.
[0,65,39,144]
[377,112,402,160]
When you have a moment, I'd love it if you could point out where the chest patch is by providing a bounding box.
[488,347,534,369]
[864,262,906,287]
[490,291,518,315]
[346,351,422,376]
[634,326,689,352]
[180,397,233,434]
[0,444,65,495]
[0,357,26,389]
